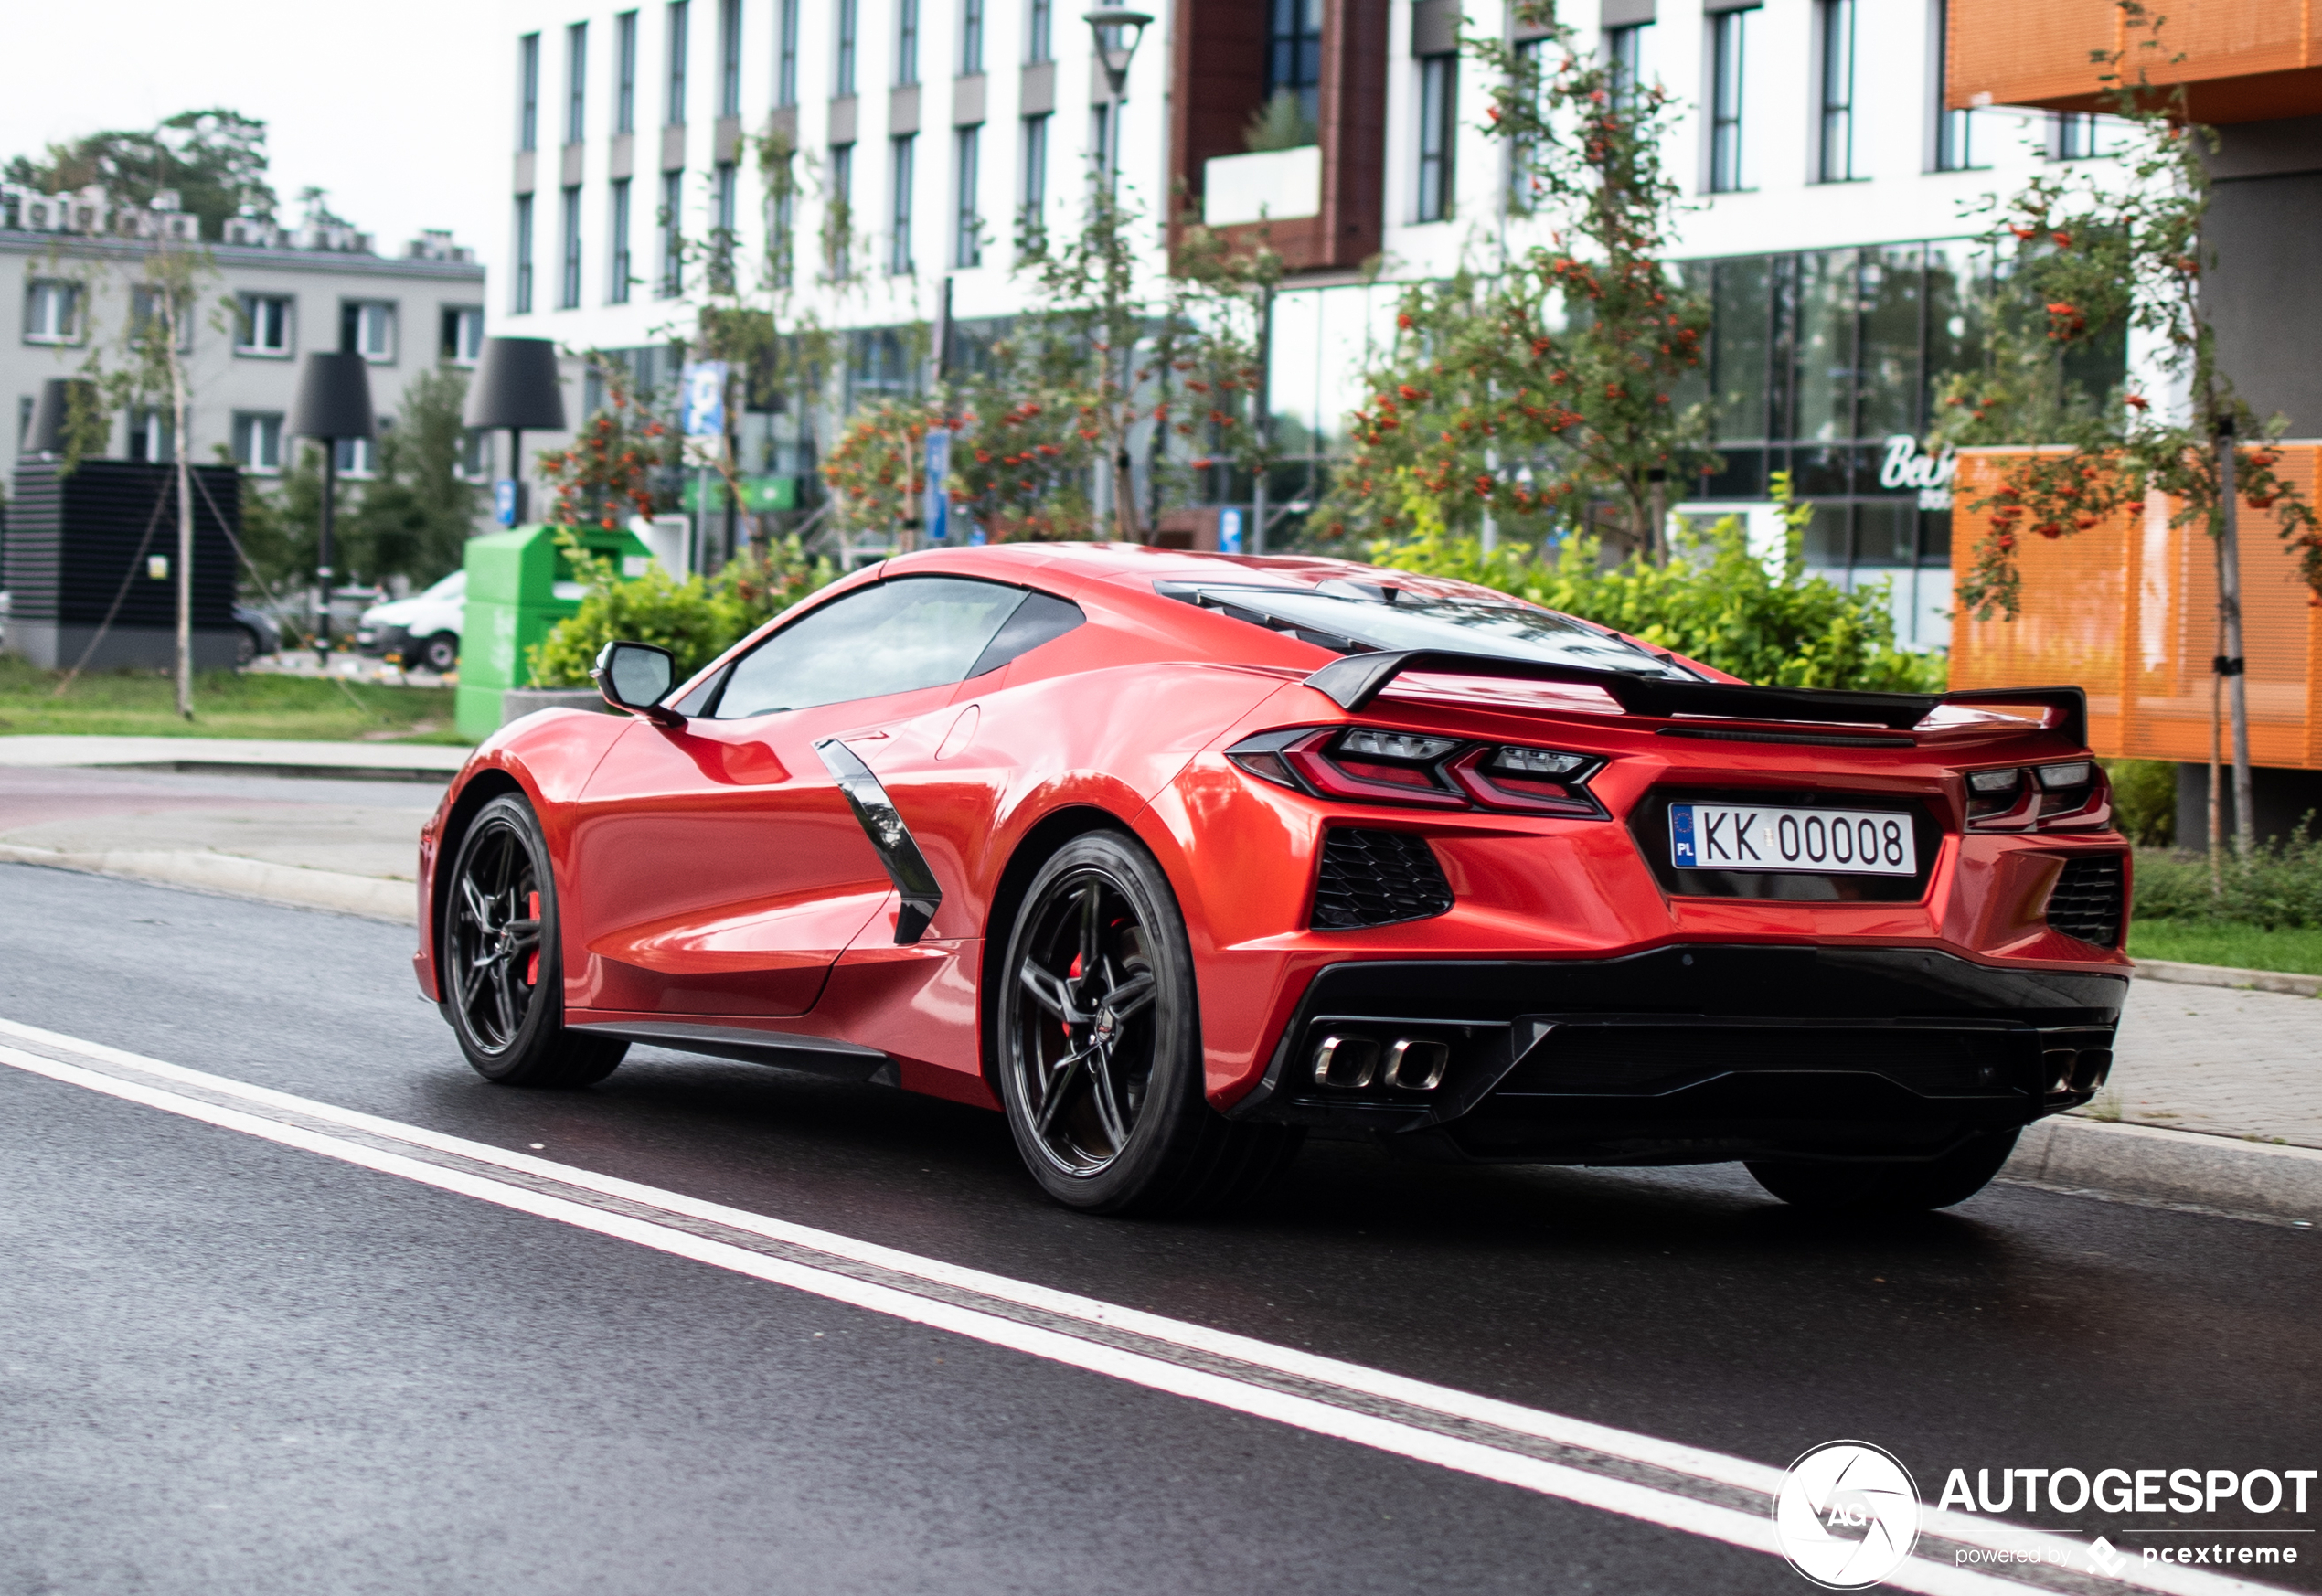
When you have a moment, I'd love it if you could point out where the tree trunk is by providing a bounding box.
[171,304,195,720]
[2216,431,2254,857]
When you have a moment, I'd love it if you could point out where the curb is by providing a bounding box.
[0,844,414,923]
[2132,957,2320,998]
[2002,1115,2322,1224]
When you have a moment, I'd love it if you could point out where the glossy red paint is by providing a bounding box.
[415,542,2129,1128]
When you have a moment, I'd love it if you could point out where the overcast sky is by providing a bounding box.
[5,0,501,267]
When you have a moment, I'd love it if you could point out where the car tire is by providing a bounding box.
[442,793,627,1088]
[233,625,261,667]
[420,632,461,674]
[1744,1129,2020,1213]
[996,832,1302,1217]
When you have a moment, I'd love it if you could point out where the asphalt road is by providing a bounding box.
[2,862,2316,1595]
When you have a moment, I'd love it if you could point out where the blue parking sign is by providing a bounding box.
[494,479,517,527]
[924,429,951,543]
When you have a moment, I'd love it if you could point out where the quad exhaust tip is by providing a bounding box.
[1313,1035,1448,1092]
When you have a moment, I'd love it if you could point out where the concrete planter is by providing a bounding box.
[499,686,614,726]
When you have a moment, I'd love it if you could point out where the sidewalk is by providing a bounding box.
[0,739,2314,1223]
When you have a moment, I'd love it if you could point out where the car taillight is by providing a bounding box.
[1226,728,1608,818]
[1963,761,2108,831]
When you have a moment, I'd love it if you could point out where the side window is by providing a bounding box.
[967,591,1082,676]
[708,576,1030,719]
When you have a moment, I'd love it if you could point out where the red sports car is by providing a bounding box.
[413,542,2127,1217]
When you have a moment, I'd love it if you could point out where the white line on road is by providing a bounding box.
[0,1014,2285,1596]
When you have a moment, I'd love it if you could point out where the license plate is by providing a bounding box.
[1669,803,1915,876]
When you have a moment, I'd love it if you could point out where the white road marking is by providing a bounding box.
[0,1014,2284,1596]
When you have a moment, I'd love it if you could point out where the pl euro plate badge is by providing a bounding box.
[1670,803,1914,876]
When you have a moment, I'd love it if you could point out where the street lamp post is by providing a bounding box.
[1082,9,1153,539]
[286,352,378,668]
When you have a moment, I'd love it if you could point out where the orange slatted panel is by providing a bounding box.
[1945,0,2322,119]
[1950,444,2322,771]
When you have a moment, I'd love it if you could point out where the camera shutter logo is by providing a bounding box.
[1773,1441,1922,1590]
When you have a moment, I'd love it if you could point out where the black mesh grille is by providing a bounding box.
[2046,855,2125,948]
[1312,828,1454,930]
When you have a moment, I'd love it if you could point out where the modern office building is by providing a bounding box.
[492,0,2136,646]
[5,189,488,499]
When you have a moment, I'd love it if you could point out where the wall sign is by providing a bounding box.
[1880,434,1955,511]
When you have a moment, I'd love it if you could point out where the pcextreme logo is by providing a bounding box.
[1773,1441,1922,1590]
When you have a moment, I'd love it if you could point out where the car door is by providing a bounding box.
[563,576,1038,1017]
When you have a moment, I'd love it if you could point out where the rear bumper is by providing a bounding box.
[1224,944,2126,1165]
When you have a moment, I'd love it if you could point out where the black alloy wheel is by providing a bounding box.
[443,793,625,1087]
[420,632,460,674]
[996,832,1301,1216]
[233,626,261,667]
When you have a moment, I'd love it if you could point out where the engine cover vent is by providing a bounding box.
[2046,854,2125,948]
[1313,828,1454,930]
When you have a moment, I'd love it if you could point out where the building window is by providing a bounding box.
[343,300,398,361]
[659,170,685,296]
[772,175,796,287]
[442,305,485,365]
[1416,54,1456,223]
[514,195,536,312]
[559,186,584,306]
[719,0,742,116]
[666,1,689,125]
[1816,0,1855,182]
[962,0,985,74]
[1027,0,1052,62]
[836,0,859,94]
[609,178,634,301]
[829,142,856,278]
[898,0,921,87]
[1607,23,1646,108]
[335,436,379,478]
[236,292,293,355]
[777,0,800,105]
[1709,6,1751,193]
[518,32,540,151]
[616,11,639,133]
[459,428,492,479]
[131,285,192,351]
[128,408,175,463]
[954,124,982,266]
[889,134,916,274]
[234,412,284,473]
[712,162,738,288]
[1267,0,1325,130]
[567,22,589,144]
[24,280,83,345]
[2050,112,2109,160]
[1019,112,1048,245]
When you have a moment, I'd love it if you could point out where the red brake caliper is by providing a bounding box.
[527,890,541,984]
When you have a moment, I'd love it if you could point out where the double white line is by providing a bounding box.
[0,1016,2274,1596]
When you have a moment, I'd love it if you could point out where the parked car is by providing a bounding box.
[357,571,465,673]
[413,543,2128,1218]
[232,603,282,665]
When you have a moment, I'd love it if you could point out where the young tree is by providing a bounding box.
[349,367,480,582]
[1940,2,2322,866]
[1315,1,1711,560]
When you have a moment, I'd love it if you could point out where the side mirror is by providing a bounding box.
[591,640,684,728]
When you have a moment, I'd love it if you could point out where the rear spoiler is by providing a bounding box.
[1300,651,2087,746]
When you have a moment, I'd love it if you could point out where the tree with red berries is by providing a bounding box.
[1313,0,1712,562]
[1939,1,2322,864]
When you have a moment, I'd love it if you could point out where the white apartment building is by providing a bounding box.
[493,0,2116,647]
[5,192,489,488]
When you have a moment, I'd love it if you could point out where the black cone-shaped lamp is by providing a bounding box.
[26,378,101,458]
[288,351,378,664]
[463,336,566,526]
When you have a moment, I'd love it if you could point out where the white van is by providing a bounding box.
[356,570,466,673]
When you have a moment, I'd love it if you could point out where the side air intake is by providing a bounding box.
[2044,854,2125,948]
[1312,828,1454,930]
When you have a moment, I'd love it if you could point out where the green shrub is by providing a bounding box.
[2132,827,2322,929]
[1368,501,1945,694]
[2102,759,2176,846]
[527,531,837,687]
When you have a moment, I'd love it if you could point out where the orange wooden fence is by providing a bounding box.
[1948,444,2322,771]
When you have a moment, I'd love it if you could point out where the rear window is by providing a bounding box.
[1166,583,1696,679]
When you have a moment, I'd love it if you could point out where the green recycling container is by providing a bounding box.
[455,524,653,740]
